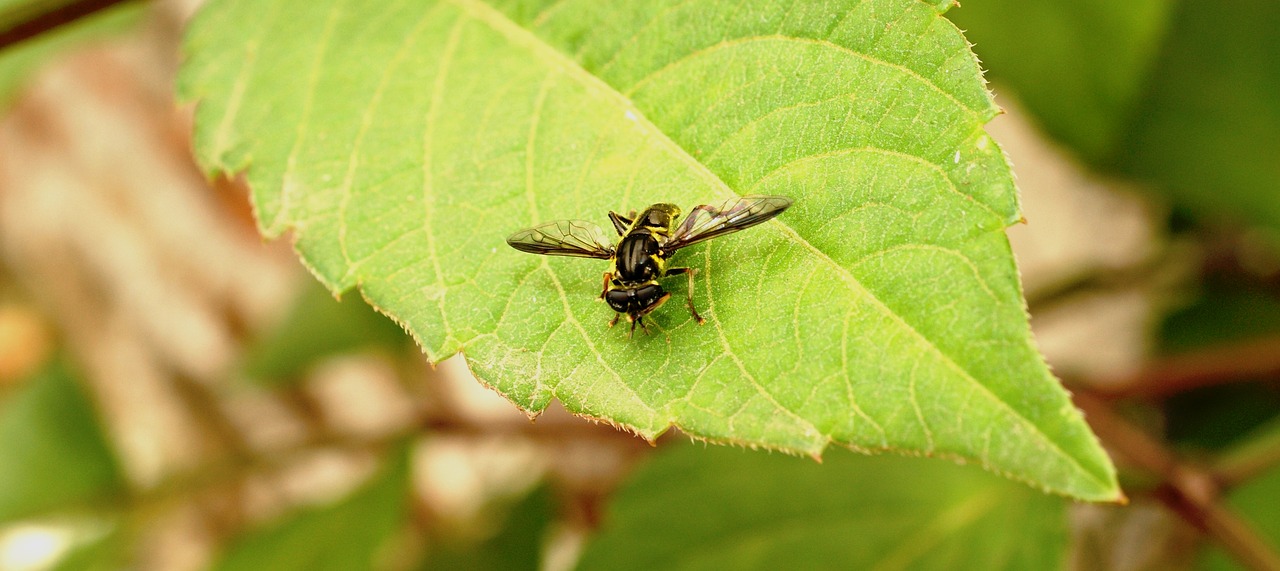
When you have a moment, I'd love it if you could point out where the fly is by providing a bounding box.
[505,195,792,335]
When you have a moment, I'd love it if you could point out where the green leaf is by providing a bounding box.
[953,0,1280,235]
[178,0,1118,500]
[211,445,411,571]
[1160,281,1280,353]
[0,360,125,523]
[49,526,129,571]
[1115,0,1280,234]
[1215,416,1280,484]
[0,1,144,106]
[420,485,551,571]
[579,444,1069,570]
[241,279,410,385]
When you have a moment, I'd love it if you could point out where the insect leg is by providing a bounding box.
[600,272,612,299]
[609,313,620,328]
[664,267,705,325]
[635,292,669,336]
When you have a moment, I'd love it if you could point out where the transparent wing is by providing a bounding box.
[506,219,615,259]
[666,195,792,251]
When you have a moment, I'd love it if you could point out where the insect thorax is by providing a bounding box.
[634,203,681,232]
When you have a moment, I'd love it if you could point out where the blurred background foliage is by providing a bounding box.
[951,0,1280,235]
[0,0,1277,569]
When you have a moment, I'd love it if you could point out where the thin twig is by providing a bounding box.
[1085,335,1280,400]
[0,0,135,50]
[1076,391,1280,571]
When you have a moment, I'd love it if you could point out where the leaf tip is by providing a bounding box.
[1111,490,1130,505]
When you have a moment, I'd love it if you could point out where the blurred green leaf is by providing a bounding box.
[49,526,129,571]
[948,0,1174,161]
[955,0,1280,234]
[241,280,409,385]
[0,0,143,105]
[1115,0,1280,234]
[1160,281,1280,353]
[180,0,1118,501]
[0,360,125,524]
[579,444,1069,570]
[1165,384,1280,451]
[212,445,411,571]
[421,486,551,571]
[1215,416,1280,483]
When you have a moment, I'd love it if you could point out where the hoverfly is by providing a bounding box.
[506,195,792,335]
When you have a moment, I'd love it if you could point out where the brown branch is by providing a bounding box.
[1075,392,1280,571]
[1085,335,1280,400]
[167,372,255,459]
[0,0,135,50]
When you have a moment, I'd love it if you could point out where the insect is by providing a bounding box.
[506,195,792,335]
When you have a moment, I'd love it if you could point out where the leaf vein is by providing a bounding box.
[623,34,978,119]
[337,0,431,280]
[419,12,468,349]
[699,248,821,441]
[841,306,886,444]
[541,262,656,416]
[747,145,1004,224]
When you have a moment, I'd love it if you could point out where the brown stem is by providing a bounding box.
[0,0,136,50]
[167,372,254,459]
[1075,392,1280,571]
[1085,335,1280,400]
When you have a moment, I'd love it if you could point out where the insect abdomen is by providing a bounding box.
[615,233,659,283]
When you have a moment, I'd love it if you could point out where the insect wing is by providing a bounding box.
[506,219,615,259]
[666,195,792,251]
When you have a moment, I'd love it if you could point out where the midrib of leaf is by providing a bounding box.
[453,0,1110,491]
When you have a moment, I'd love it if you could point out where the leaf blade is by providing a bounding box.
[0,360,125,523]
[179,0,1119,500]
[579,445,1070,570]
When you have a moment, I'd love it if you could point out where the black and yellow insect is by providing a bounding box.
[506,195,792,334]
